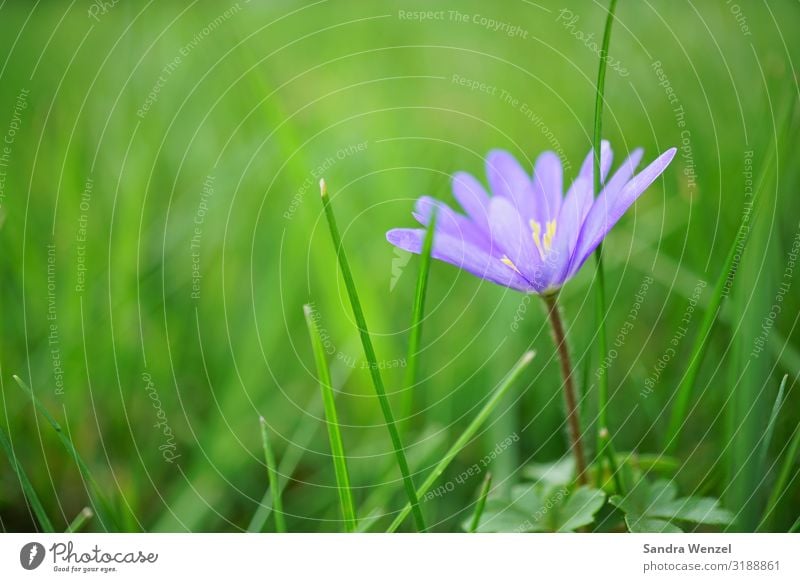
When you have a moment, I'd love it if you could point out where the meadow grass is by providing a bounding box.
[0,1,798,532]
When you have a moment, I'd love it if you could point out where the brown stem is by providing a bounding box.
[543,293,588,485]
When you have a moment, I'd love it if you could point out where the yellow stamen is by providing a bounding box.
[530,219,544,259]
[529,219,557,259]
[544,220,557,252]
[501,255,522,275]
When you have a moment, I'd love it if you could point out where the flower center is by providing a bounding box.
[530,219,557,260]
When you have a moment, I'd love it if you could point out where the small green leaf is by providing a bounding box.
[555,487,606,532]
[523,457,574,487]
[471,484,605,532]
[655,498,735,526]
[611,478,733,532]
[626,516,683,533]
[471,498,544,533]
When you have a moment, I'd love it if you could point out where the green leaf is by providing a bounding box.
[472,497,544,533]
[555,487,607,532]
[626,516,683,533]
[655,498,734,526]
[523,457,574,487]
[471,484,605,533]
[610,478,733,532]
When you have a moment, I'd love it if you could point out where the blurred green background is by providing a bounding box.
[0,0,798,532]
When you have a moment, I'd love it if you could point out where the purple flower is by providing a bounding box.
[387,142,676,294]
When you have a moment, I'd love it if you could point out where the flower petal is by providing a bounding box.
[560,176,593,255]
[568,147,677,276]
[485,149,535,220]
[577,140,613,191]
[386,228,532,291]
[600,147,644,199]
[535,176,590,289]
[531,151,563,223]
[452,171,491,235]
[412,196,486,244]
[488,196,541,279]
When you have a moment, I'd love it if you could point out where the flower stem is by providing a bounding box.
[543,295,587,485]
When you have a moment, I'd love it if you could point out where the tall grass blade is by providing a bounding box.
[0,425,54,532]
[248,353,359,532]
[592,0,618,459]
[760,415,800,530]
[790,515,800,533]
[303,303,358,532]
[401,208,437,431]
[467,472,493,533]
[13,375,119,531]
[663,214,756,452]
[387,350,535,532]
[65,507,93,533]
[668,92,794,456]
[758,374,788,473]
[259,417,287,533]
[319,179,425,531]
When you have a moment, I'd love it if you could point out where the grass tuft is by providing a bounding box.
[319,178,426,531]
[13,375,119,531]
[387,350,535,532]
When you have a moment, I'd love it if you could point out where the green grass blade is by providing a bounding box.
[592,0,618,455]
[789,515,800,533]
[669,248,751,449]
[248,353,359,532]
[598,427,627,494]
[467,472,492,533]
[259,417,287,533]
[358,425,448,527]
[663,217,756,453]
[65,507,93,533]
[387,350,535,532]
[13,375,119,531]
[319,179,425,531]
[759,416,800,530]
[758,374,789,473]
[0,424,54,532]
[248,397,316,532]
[303,303,358,532]
[401,207,437,431]
[665,95,790,454]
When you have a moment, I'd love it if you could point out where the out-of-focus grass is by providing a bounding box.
[0,0,798,531]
